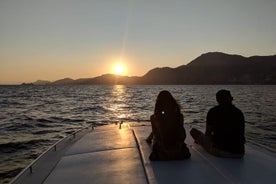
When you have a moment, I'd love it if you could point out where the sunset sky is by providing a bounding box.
[1,0,276,84]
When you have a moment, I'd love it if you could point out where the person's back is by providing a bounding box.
[190,89,245,157]
[151,113,185,151]
[207,103,245,154]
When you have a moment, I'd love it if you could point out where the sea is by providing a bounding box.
[0,85,275,183]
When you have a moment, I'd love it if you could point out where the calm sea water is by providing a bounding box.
[0,85,275,183]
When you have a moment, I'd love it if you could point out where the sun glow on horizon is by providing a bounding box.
[114,65,124,74]
[113,63,126,76]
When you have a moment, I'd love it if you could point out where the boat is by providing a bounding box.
[10,122,276,184]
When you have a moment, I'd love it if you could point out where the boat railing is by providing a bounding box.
[10,120,151,184]
[9,124,94,184]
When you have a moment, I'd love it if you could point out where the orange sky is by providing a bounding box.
[1,0,276,84]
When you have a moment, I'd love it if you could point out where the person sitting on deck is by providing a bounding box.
[146,90,191,161]
[190,89,245,158]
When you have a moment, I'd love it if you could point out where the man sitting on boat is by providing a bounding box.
[190,89,245,157]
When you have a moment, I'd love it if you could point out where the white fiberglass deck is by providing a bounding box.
[11,122,276,184]
[131,123,276,184]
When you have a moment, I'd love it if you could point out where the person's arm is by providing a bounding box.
[150,114,160,143]
[241,111,246,143]
[179,114,186,140]
[205,124,212,136]
[205,109,213,136]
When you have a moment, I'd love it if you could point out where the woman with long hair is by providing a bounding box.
[147,90,191,161]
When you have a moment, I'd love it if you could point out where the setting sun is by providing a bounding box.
[113,63,126,76]
[114,65,124,75]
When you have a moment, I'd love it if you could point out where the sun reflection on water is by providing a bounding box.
[108,85,130,120]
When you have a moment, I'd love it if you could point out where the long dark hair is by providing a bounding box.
[154,90,181,116]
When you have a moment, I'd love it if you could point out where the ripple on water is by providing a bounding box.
[0,85,275,184]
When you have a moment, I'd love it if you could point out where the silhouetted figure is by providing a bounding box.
[147,90,191,160]
[190,89,245,157]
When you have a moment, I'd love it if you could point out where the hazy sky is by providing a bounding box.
[1,0,276,84]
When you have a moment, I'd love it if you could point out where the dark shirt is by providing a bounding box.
[151,113,186,150]
[149,113,190,160]
[206,104,245,153]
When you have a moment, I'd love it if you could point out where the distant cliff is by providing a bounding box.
[35,52,276,85]
[33,80,51,85]
[142,52,276,84]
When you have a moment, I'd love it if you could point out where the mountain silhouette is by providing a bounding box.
[51,78,74,85]
[34,52,276,85]
[142,52,276,84]
[33,80,51,85]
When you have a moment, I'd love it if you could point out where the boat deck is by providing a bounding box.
[11,122,276,184]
